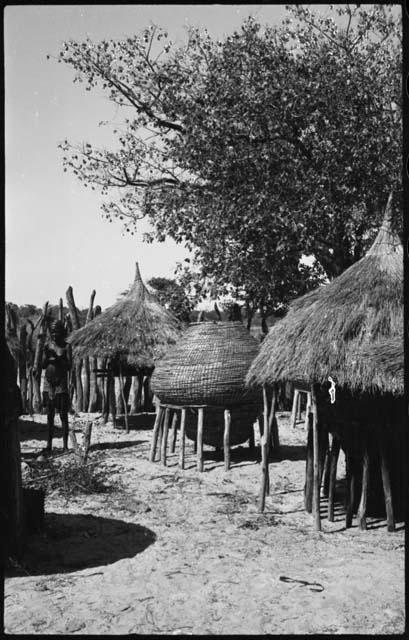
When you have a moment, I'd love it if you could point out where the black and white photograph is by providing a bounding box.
[3,3,405,635]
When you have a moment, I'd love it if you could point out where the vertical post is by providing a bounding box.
[179,409,186,469]
[304,412,313,513]
[258,385,270,512]
[357,430,369,531]
[304,392,311,430]
[197,407,204,472]
[290,389,300,428]
[248,426,255,452]
[149,404,163,462]
[170,411,178,453]
[297,391,303,420]
[321,443,331,498]
[268,385,278,453]
[327,433,340,522]
[224,409,231,471]
[160,407,171,466]
[344,430,355,529]
[311,384,321,531]
[378,424,395,532]
[119,363,129,433]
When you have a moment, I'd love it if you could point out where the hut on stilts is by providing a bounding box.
[150,320,263,471]
[67,262,182,432]
[246,193,404,530]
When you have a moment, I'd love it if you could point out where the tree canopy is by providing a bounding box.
[56,4,401,327]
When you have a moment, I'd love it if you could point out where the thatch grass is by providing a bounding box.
[67,263,182,371]
[246,211,403,395]
[151,321,262,406]
[358,337,403,395]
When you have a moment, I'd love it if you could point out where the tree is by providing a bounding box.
[146,276,193,323]
[56,4,401,327]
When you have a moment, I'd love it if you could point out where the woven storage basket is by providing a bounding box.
[184,405,259,448]
[151,321,262,407]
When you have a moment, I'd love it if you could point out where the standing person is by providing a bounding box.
[42,320,71,452]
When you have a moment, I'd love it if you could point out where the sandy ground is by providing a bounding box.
[5,410,405,635]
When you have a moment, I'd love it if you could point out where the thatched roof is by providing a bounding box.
[246,195,403,395]
[67,263,182,371]
[358,337,403,396]
[151,321,262,406]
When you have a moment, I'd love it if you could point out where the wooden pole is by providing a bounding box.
[311,384,321,531]
[297,391,303,420]
[197,407,204,471]
[258,385,271,512]
[268,385,279,454]
[18,324,28,414]
[344,427,357,529]
[149,404,163,462]
[160,407,171,466]
[170,411,178,453]
[59,298,64,322]
[82,421,93,462]
[248,426,255,452]
[304,392,312,431]
[357,430,369,531]
[321,445,330,498]
[66,286,83,411]
[119,363,129,433]
[304,411,313,513]
[179,409,186,469]
[344,445,354,528]
[327,434,341,522]
[378,424,395,532]
[290,389,300,428]
[32,302,49,413]
[224,409,231,471]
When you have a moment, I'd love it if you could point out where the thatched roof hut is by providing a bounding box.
[246,198,402,394]
[67,262,182,374]
[246,195,403,530]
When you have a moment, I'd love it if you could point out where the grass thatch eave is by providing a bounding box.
[67,263,182,371]
[246,196,403,395]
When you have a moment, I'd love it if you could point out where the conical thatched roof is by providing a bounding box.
[247,195,403,395]
[67,263,182,371]
[151,321,261,406]
[357,337,403,396]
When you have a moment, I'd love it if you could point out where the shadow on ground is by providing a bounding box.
[7,513,156,577]
[113,413,156,430]
[18,418,49,442]
[90,440,146,452]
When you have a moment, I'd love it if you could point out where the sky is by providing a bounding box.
[4,4,294,310]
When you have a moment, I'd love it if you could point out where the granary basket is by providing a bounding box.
[151,321,262,407]
[184,404,260,448]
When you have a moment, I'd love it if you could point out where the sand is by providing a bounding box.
[5,410,405,635]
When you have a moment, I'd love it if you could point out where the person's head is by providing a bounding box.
[50,319,65,343]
